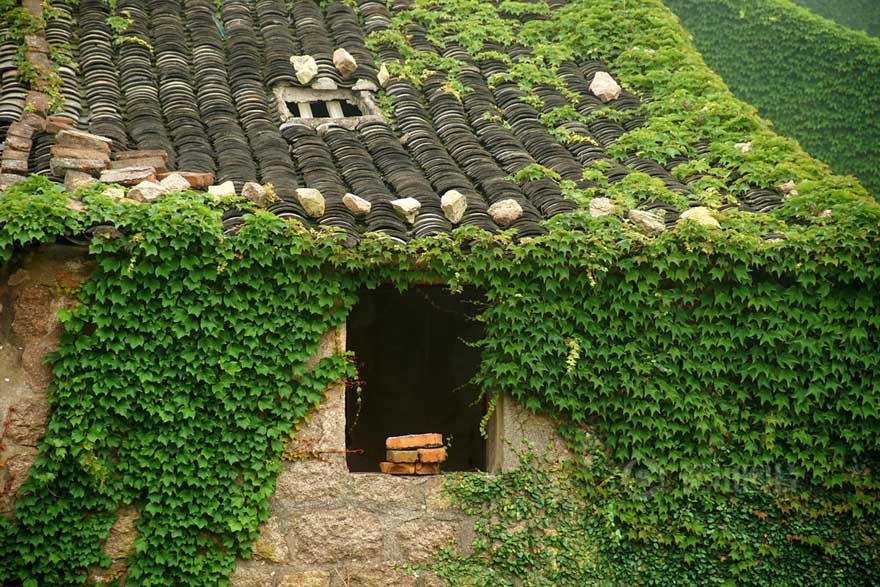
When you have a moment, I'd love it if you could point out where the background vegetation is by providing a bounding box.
[791,0,879,37]
[666,0,880,195]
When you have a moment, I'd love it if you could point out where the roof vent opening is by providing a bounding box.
[275,84,381,129]
[308,100,330,118]
[341,100,363,117]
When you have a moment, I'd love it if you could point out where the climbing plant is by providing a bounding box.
[0,0,67,114]
[791,0,879,37]
[0,179,358,585]
[665,0,880,195]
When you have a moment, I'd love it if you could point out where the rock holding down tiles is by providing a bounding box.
[590,71,622,102]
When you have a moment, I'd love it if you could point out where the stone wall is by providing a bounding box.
[0,244,93,514]
[485,392,574,473]
[229,327,473,587]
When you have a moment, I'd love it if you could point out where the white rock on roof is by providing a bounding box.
[343,192,371,216]
[352,79,378,92]
[680,206,720,228]
[590,71,622,102]
[290,55,318,85]
[391,197,421,224]
[377,63,391,87]
[441,190,467,223]
[778,180,798,196]
[104,187,125,200]
[208,180,236,199]
[129,180,164,203]
[589,197,618,218]
[333,48,357,78]
[488,199,523,227]
[296,188,325,218]
[159,172,192,194]
[628,209,665,235]
[242,182,269,207]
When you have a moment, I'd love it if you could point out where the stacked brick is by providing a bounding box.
[380,433,447,475]
[49,129,113,178]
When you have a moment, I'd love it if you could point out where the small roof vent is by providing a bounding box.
[274,85,383,130]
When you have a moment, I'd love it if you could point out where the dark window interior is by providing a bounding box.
[346,285,486,472]
[309,100,330,118]
[341,100,363,117]
[286,99,365,119]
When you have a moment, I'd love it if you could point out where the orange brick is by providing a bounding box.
[415,462,440,475]
[417,448,447,463]
[385,433,443,450]
[379,461,415,475]
[386,450,419,463]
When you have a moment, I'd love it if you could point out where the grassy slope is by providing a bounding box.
[665,0,880,195]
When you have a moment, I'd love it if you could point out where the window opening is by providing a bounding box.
[276,85,382,127]
[346,285,486,472]
[341,100,363,117]
[309,100,330,118]
[294,102,312,118]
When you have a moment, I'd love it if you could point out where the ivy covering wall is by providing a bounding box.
[0,0,879,585]
[791,0,879,37]
[665,0,880,196]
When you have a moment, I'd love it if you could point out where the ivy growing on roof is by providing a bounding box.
[366,0,874,220]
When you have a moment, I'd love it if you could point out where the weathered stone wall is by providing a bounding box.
[230,327,472,587]
[485,392,574,473]
[0,244,93,514]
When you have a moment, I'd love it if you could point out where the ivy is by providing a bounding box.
[0,0,67,113]
[0,185,357,585]
[1,168,879,586]
[0,177,80,264]
[790,0,879,38]
[665,0,880,195]
[432,452,880,586]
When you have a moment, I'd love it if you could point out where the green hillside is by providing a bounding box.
[666,0,880,195]
[792,0,879,37]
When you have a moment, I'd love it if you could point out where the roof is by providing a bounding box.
[2,0,846,244]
